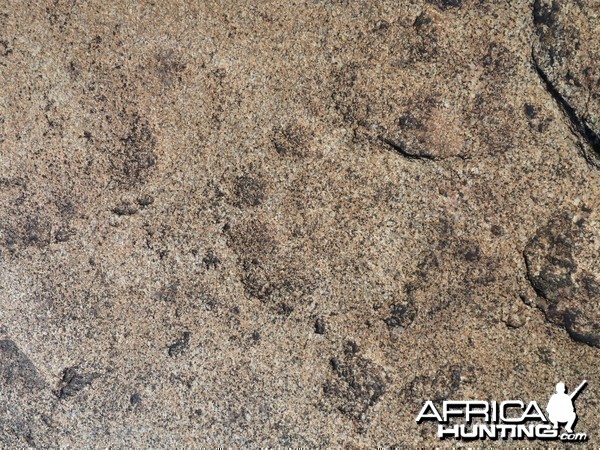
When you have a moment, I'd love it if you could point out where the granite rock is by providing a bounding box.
[0,0,598,447]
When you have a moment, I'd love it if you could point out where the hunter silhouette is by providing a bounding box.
[546,381,587,433]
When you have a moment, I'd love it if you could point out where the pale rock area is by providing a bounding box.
[0,0,598,447]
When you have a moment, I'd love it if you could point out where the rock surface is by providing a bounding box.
[0,0,598,447]
[525,211,600,348]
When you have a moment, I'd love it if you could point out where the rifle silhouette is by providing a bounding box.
[569,380,587,400]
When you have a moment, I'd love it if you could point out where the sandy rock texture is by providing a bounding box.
[0,0,598,447]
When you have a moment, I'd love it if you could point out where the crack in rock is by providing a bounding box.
[380,137,436,161]
[532,50,600,166]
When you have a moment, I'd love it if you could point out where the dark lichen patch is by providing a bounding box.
[130,392,142,406]
[227,220,281,301]
[530,268,575,300]
[524,214,578,302]
[2,214,53,250]
[536,347,554,365]
[81,131,94,142]
[23,216,50,246]
[240,258,317,305]
[563,310,600,348]
[482,42,517,76]
[524,103,538,119]
[54,226,75,243]
[533,0,560,26]
[154,50,187,86]
[324,353,387,422]
[168,331,191,357]
[582,276,600,297]
[24,216,52,247]
[56,367,99,400]
[398,113,425,131]
[45,2,74,30]
[234,175,265,207]
[427,0,462,10]
[462,243,481,263]
[154,284,179,303]
[491,224,504,236]
[111,201,138,216]
[524,102,552,133]
[372,20,390,33]
[227,219,278,260]
[385,299,417,331]
[524,212,600,348]
[241,262,273,300]
[136,195,154,207]
[0,39,13,57]
[202,250,220,269]
[413,13,432,29]
[111,114,157,184]
[343,340,360,356]
[315,317,327,335]
[407,13,440,63]
[0,340,46,391]
[271,123,314,158]
[403,365,470,405]
[469,92,516,155]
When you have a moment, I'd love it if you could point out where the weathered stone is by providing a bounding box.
[0,0,599,446]
[525,211,600,347]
